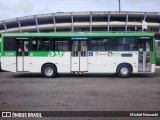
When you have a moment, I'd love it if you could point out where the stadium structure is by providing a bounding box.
[0,11,160,62]
[0,11,160,33]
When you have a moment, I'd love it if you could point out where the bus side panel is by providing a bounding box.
[29,52,71,73]
[88,51,138,73]
[151,64,155,72]
[1,57,16,72]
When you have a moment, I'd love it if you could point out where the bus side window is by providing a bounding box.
[4,37,16,51]
[40,40,50,51]
[31,40,37,51]
[124,44,130,51]
[91,40,98,51]
[53,39,69,51]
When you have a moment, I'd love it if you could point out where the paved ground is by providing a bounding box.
[0,70,160,120]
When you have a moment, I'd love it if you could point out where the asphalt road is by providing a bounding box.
[0,70,160,120]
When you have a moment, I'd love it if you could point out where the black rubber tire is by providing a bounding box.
[41,64,57,78]
[116,64,132,78]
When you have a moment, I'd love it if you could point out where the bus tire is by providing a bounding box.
[116,64,132,78]
[42,64,57,78]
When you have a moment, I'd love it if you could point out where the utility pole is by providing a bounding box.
[118,0,121,12]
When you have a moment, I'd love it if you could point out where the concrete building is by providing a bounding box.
[0,11,160,33]
[0,11,160,63]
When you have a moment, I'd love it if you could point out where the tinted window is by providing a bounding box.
[31,38,69,51]
[111,37,137,51]
[4,37,16,51]
[52,38,69,51]
[89,37,138,51]
[38,40,51,51]
[90,39,108,51]
[31,39,38,51]
[138,38,152,52]
[90,40,98,51]
[31,38,51,51]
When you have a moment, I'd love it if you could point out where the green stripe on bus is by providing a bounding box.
[2,33,154,38]
[152,39,156,64]
[2,52,16,56]
[29,51,65,57]
[1,51,65,57]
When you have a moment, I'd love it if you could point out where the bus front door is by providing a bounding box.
[138,40,152,72]
[71,41,88,72]
[16,40,29,72]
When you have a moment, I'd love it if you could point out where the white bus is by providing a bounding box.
[1,33,156,78]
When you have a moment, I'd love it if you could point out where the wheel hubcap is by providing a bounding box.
[45,67,53,76]
[120,67,129,76]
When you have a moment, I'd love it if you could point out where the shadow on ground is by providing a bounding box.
[1,69,160,78]
[12,73,159,79]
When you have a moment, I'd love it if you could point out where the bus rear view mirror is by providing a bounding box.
[139,48,143,52]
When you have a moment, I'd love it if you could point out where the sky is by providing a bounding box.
[0,0,160,21]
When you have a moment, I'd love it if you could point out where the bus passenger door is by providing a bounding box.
[138,40,152,72]
[80,41,88,71]
[16,40,29,72]
[71,41,79,71]
[71,41,88,72]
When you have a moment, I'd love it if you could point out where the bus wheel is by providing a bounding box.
[42,64,57,78]
[116,64,132,78]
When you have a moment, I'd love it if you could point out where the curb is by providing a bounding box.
[155,66,160,68]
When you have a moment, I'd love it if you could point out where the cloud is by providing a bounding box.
[14,0,35,13]
[0,0,36,20]
[31,0,119,13]
[122,0,160,12]
[0,0,159,21]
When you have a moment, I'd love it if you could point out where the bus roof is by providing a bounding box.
[1,32,154,37]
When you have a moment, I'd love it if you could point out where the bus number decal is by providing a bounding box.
[5,52,15,56]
